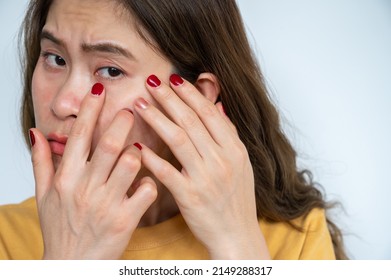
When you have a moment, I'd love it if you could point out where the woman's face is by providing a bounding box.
[32,0,174,169]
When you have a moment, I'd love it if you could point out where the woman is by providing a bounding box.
[0,0,346,259]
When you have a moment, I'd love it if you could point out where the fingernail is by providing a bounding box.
[222,105,227,115]
[170,74,184,86]
[91,83,104,95]
[135,98,149,109]
[29,129,35,147]
[147,75,161,88]
[133,143,142,150]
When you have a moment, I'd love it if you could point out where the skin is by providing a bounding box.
[30,0,270,259]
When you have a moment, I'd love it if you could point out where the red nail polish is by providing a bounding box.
[135,98,149,109]
[170,74,184,86]
[147,75,161,87]
[222,105,227,115]
[133,143,142,150]
[29,129,35,147]
[91,83,104,95]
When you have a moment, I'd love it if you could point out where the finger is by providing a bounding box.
[215,101,238,134]
[169,74,237,147]
[134,97,203,177]
[146,75,218,157]
[88,109,134,185]
[61,83,105,166]
[106,143,141,198]
[138,143,186,198]
[125,176,158,222]
[29,128,55,202]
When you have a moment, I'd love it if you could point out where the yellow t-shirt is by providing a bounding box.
[0,197,335,260]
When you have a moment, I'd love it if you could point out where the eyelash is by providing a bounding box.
[40,51,125,81]
[41,51,66,69]
[96,67,125,81]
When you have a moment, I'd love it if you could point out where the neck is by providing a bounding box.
[137,178,179,227]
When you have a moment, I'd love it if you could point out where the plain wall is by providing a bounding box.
[1,0,390,259]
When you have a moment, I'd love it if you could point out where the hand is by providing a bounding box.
[30,84,157,259]
[134,74,270,259]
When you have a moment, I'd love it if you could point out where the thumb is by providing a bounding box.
[29,128,54,202]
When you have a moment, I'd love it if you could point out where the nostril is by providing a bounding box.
[50,82,86,119]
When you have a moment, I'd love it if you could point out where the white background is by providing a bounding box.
[0,0,390,259]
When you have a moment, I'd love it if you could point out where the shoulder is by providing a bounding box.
[297,208,336,259]
[0,197,38,218]
[0,197,37,208]
[0,197,39,233]
[296,207,328,231]
[260,208,336,260]
[0,197,42,260]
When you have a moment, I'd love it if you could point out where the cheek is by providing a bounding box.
[31,67,55,127]
[133,116,159,145]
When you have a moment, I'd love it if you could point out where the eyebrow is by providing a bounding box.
[41,30,63,46]
[40,30,136,61]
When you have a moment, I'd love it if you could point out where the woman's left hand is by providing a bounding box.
[134,74,270,259]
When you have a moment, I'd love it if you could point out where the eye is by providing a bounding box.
[97,67,124,80]
[41,52,66,67]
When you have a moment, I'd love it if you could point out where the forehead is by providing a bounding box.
[47,0,127,25]
[43,0,160,59]
[44,0,136,42]
[41,0,172,75]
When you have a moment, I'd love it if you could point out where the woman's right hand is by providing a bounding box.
[29,84,157,259]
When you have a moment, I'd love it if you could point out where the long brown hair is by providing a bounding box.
[20,0,347,259]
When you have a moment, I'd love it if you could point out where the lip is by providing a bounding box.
[47,133,68,156]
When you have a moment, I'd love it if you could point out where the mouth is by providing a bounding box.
[47,133,68,156]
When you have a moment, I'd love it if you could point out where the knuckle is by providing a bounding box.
[179,112,198,129]
[99,135,122,155]
[170,128,188,147]
[154,162,172,182]
[200,102,218,117]
[142,184,158,201]
[121,152,141,171]
[53,172,68,193]
[159,88,172,100]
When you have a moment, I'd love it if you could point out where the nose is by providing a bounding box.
[51,72,91,120]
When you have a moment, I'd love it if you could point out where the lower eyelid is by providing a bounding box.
[40,52,66,68]
[96,67,125,80]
